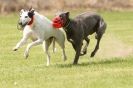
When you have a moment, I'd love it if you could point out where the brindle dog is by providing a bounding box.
[56,12,107,64]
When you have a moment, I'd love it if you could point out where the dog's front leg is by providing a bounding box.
[73,46,81,65]
[24,39,43,59]
[73,42,82,65]
[13,36,28,51]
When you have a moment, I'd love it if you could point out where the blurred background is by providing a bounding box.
[0,0,133,14]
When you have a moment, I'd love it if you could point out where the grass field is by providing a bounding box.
[0,11,133,88]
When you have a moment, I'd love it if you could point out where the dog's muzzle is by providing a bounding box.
[17,20,22,30]
[18,21,22,25]
[52,16,63,28]
[19,21,28,27]
[17,20,28,30]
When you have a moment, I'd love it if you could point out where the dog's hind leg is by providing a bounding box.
[42,39,52,66]
[62,48,67,61]
[55,37,67,61]
[90,19,106,57]
[90,34,102,57]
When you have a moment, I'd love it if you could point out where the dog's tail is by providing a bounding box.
[99,18,107,34]
[95,18,107,39]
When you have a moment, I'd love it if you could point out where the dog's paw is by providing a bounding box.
[12,48,18,51]
[80,52,84,56]
[24,51,29,59]
[53,48,57,53]
[82,49,87,54]
[62,56,67,61]
[24,53,29,59]
[64,56,67,61]
[73,61,78,65]
[46,63,50,66]
[90,52,95,57]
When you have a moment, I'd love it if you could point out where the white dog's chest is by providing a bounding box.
[32,28,52,40]
[30,32,38,41]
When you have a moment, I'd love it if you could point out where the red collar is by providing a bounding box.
[27,16,34,25]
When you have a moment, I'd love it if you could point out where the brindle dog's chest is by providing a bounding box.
[65,29,75,44]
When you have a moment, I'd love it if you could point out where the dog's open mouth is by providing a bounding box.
[21,22,28,27]
[17,22,28,30]
[52,16,63,28]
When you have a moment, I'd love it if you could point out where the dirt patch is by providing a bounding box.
[96,34,133,58]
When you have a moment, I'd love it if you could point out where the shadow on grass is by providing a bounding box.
[56,57,132,68]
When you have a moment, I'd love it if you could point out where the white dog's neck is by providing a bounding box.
[28,12,52,29]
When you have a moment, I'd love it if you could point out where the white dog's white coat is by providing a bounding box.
[13,9,67,66]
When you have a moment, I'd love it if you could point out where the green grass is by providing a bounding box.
[0,11,133,88]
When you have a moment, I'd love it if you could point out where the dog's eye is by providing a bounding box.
[59,15,63,18]
[25,16,28,18]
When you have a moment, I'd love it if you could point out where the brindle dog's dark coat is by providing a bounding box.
[58,12,107,64]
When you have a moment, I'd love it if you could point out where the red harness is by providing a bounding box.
[27,16,34,25]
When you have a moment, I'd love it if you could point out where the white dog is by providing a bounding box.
[13,8,67,66]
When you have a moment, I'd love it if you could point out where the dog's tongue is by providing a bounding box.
[52,16,63,28]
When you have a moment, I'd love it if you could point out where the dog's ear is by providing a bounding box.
[29,6,32,11]
[28,9,35,18]
[20,9,25,14]
[65,11,70,17]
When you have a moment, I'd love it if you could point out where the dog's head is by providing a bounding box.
[18,8,35,28]
[52,12,70,28]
